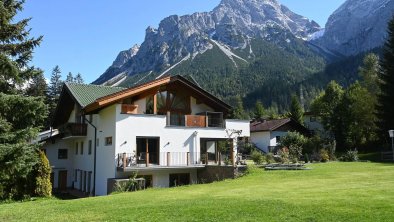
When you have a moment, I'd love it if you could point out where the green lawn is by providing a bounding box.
[1,162,394,221]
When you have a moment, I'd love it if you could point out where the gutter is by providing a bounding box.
[84,115,97,196]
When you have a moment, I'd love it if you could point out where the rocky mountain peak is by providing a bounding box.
[315,0,394,56]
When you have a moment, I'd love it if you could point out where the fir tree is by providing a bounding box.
[0,0,48,200]
[359,53,380,96]
[47,65,63,121]
[0,0,43,93]
[231,95,248,120]
[74,73,84,84]
[254,100,266,120]
[25,71,47,97]
[65,72,74,83]
[289,95,304,125]
[377,16,394,144]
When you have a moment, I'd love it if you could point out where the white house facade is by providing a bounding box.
[250,118,309,153]
[42,76,249,196]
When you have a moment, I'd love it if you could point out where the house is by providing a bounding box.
[303,111,328,138]
[42,75,249,196]
[249,118,309,153]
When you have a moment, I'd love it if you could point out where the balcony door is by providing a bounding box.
[136,137,160,165]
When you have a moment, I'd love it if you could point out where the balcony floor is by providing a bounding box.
[117,164,207,172]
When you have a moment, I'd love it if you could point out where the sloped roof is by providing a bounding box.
[250,118,292,132]
[84,75,231,113]
[250,118,310,135]
[65,83,125,108]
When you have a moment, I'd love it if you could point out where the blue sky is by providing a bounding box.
[18,0,346,83]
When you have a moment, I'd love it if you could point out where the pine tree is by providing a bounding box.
[377,16,394,144]
[359,53,380,95]
[289,95,304,125]
[25,71,47,97]
[47,66,63,120]
[231,95,248,120]
[0,0,48,200]
[254,100,266,120]
[0,0,43,93]
[65,72,74,83]
[74,73,84,84]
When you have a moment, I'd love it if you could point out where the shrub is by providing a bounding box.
[114,172,139,192]
[319,149,330,162]
[34,151,52,197]
[340,150,359,162]
[279,132,307,162]
[250,150,264,165]
[265,153,275,164]
[277,148,290,163]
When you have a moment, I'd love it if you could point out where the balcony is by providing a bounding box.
[116,151,234,171]
[167,112,224,128]
[59,123,87,138]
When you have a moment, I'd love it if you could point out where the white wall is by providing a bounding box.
[95,104,117,196]
[190,97,214,114]
[250,131,271,153]
[117,169,198,188]
[43,138,74,188]
[133,98,146,114]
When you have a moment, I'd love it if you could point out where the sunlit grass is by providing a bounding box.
[1,162,393,221]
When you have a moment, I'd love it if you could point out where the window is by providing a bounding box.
[146,96,154,114]
[96,138,99,147]
[75,142,78,155]
[74,169,78,182]
[88,140,92,155]
[276,136,281,143]
[169,173,190,187]
[58,149,68,159]
[80,141,84,155]
[105,137,112,146]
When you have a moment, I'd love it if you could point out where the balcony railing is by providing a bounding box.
[116,151,235,170]
[59,123,87,138]
[167,112,224,128]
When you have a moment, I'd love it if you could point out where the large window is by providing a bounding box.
[146,96,154,114]
[169,173,190,187]
[58,149,68,159]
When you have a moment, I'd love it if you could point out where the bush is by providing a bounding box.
[114,172,139,192]
[279,132,307,162]
[319,149,330,162]
[265,153,275,164]
[34,151,52,197]
[250,150,264,165]
[277,148,290,163]
[340,150,359,162]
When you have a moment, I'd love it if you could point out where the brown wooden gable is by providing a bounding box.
[84,75,232,115]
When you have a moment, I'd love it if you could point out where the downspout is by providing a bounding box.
[84,115,97,196]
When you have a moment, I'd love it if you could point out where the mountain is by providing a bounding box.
[93,0,322,87]
[313,0,394,56]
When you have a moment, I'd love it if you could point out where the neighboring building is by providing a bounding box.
[303,111,329,138]
[250,118,309,153]
[42,75,249,196]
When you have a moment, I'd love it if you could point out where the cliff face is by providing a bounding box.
[314,0,394,56]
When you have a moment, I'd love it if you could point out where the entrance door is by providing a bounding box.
[136,137,160,165]
[58,170,67,191]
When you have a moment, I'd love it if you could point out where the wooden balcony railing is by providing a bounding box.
[59,123,87,138]
[185,115,206,127]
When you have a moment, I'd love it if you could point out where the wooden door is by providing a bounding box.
[58,170,67,191]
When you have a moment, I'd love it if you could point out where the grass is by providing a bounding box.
[1,162,394,221]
